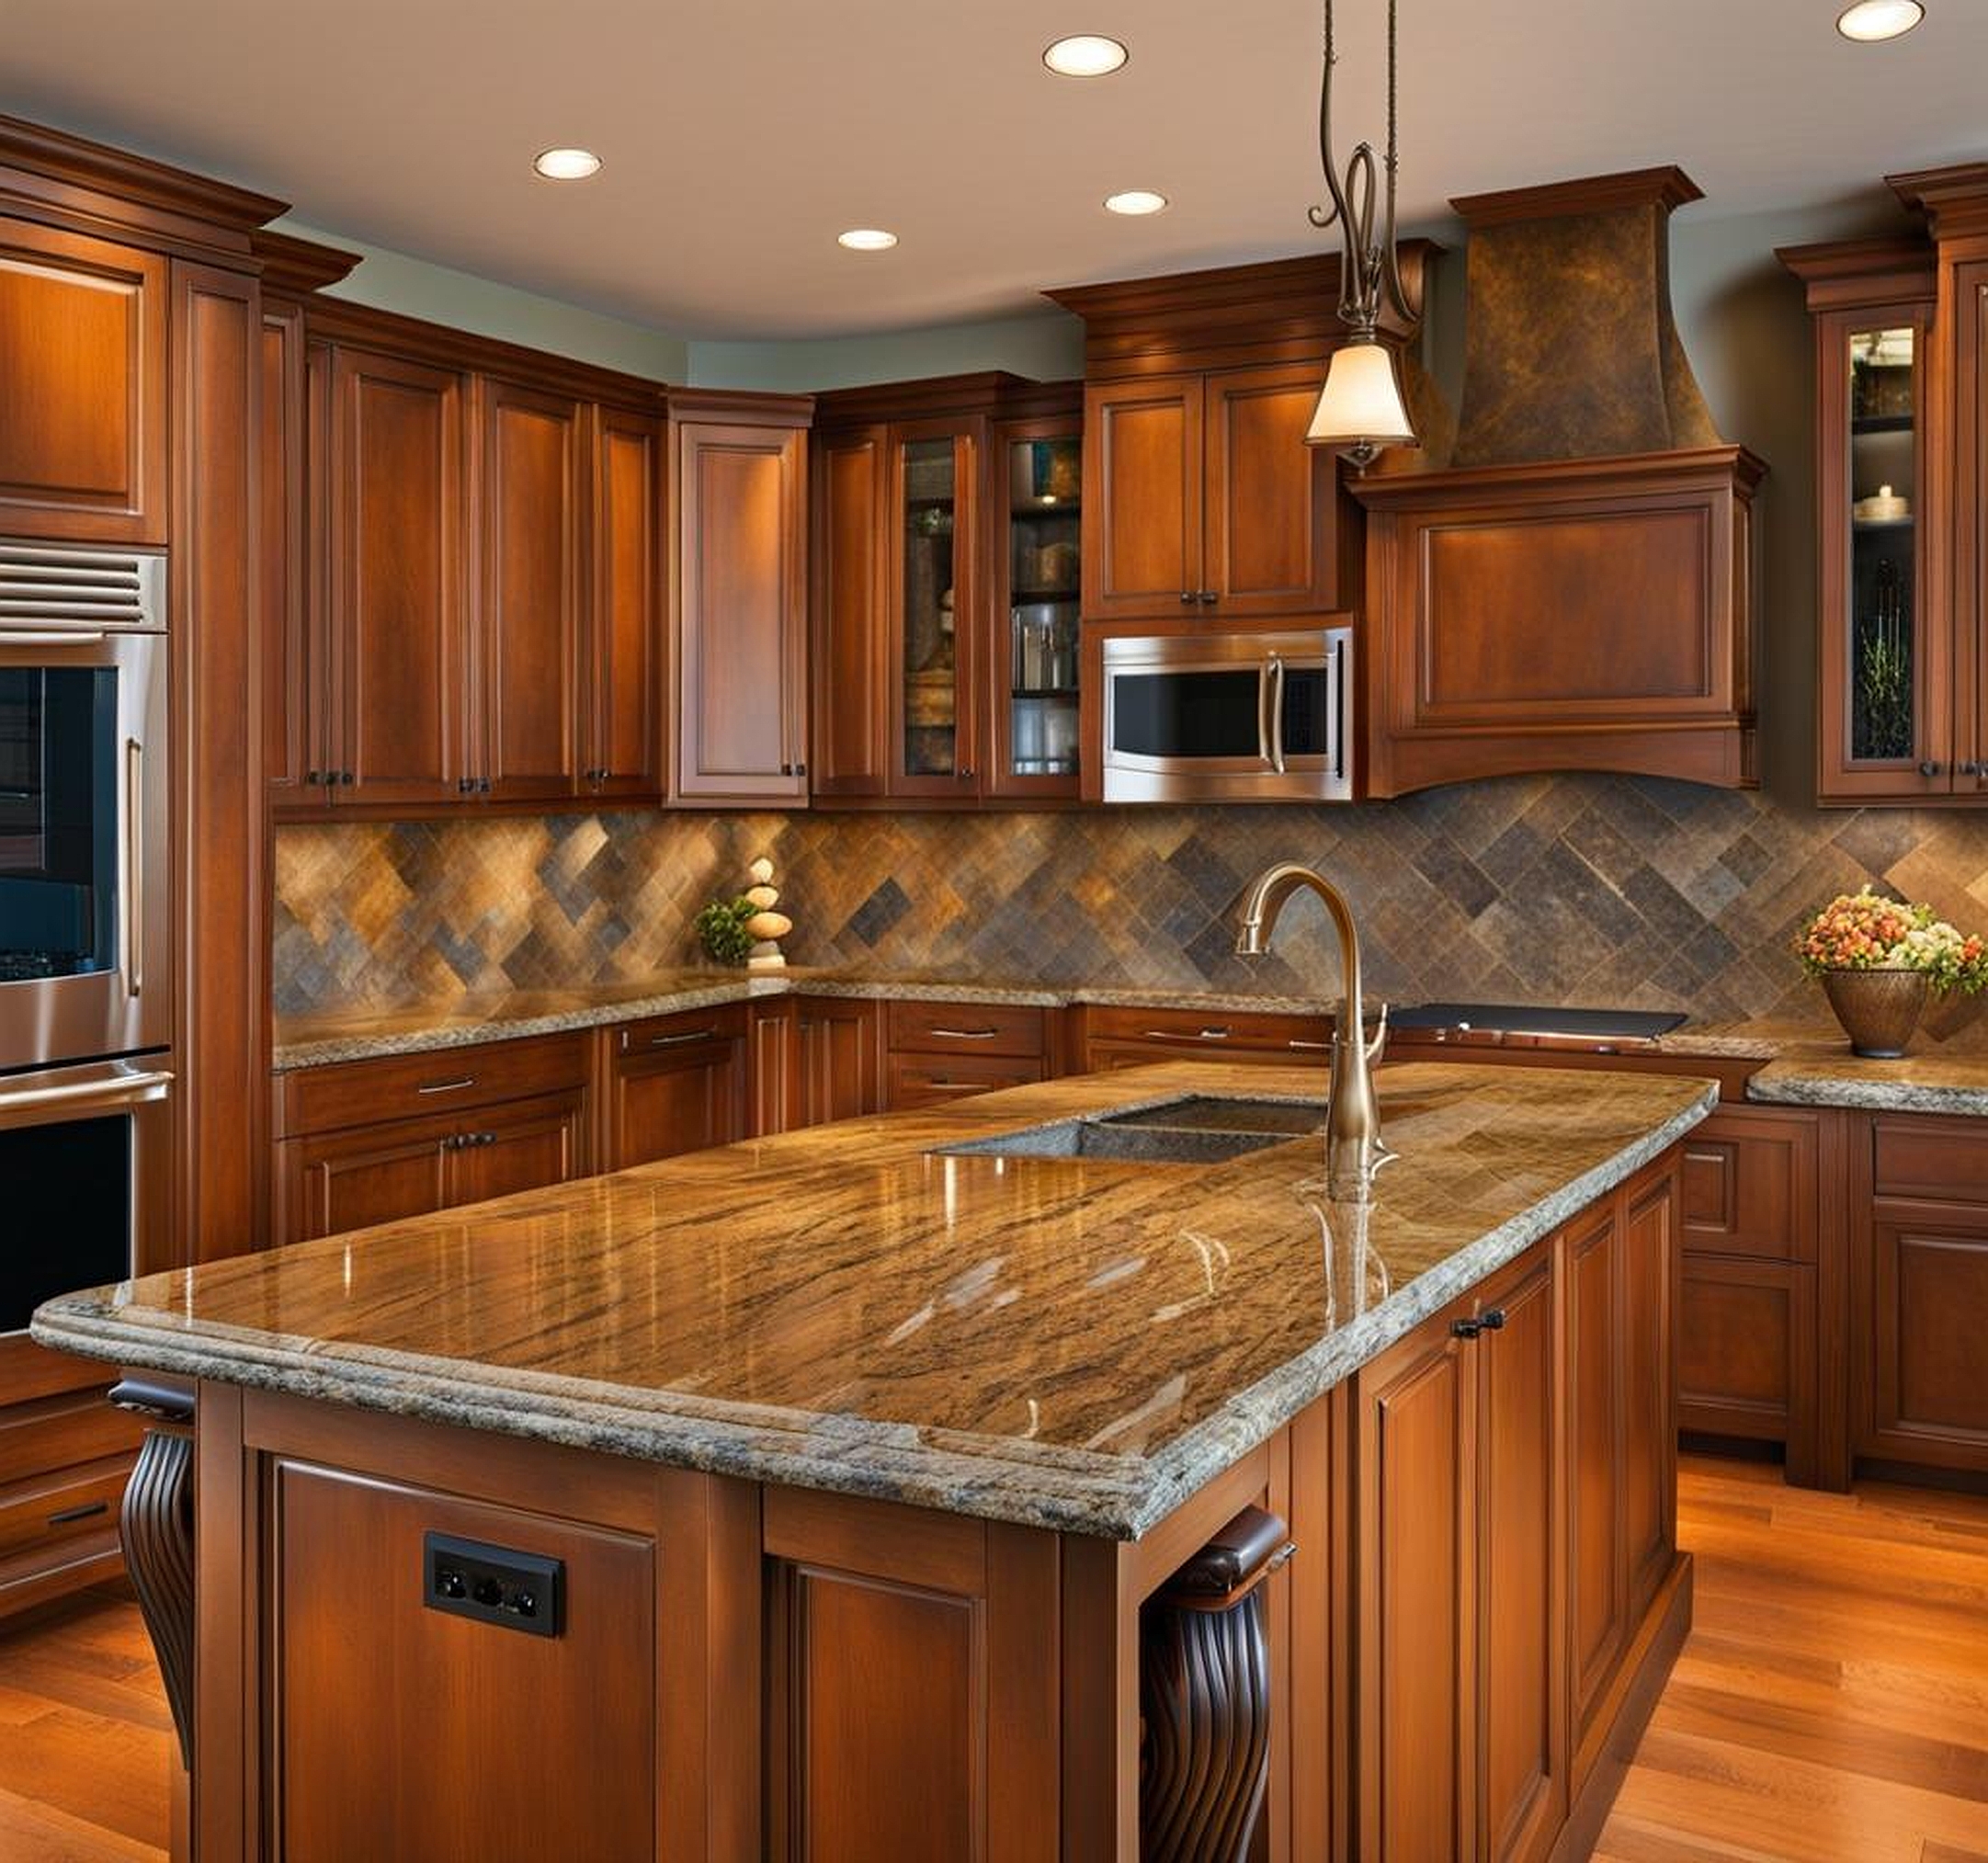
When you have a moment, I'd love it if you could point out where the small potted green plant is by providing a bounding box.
[694,896,756,968]
[1795,890,1988,1057]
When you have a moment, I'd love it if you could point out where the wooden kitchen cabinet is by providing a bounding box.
[809,376,1084,803]
[1853,1109,1988,1474]
[882,999,1048,1110]
[587,404,665,798]
[602,1005,750,1167]
[275,1032,593,1243]
[478,376,585,801]
[672,394,812,803]
[0,215,167,544]
[1787,168,1988,803]
[1082,361,1346,623]
[796,997,881,1127]
[1074,1002,1333,1071]
[324,344,471,807]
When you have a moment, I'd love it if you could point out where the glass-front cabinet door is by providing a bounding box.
[891,422,978,795]
[1816,296,1944,800]
[990,419,1082,798]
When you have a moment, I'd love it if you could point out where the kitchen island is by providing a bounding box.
[37,1060,1713,1862]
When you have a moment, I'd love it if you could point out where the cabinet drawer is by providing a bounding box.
[1083,1003,1333,1057]
[885,1053,1046,1110]
[886,1001,1045,1060]
[0,1453,132,1564]
[614,1002,748,1056]
[1871,1116,1988,1205]
[1678,1106,1818,1262]
[0,1391,140,1488]
[279,1032,591,1140]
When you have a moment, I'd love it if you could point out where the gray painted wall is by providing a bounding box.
[687,309,1085,391]
[277,217,689,382]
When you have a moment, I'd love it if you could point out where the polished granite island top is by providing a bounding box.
[1747,1041,1988,1117]
[37,1062,1713,1539]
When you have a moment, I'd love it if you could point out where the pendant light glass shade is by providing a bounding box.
[1305,338,1414,456]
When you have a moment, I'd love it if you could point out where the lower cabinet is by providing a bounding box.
[276,1033,593,1244]
[883,1000,1049,1110]
[1856,1111,1988,1474]
[1356,1156,1680,1863]
[602,1005,749,1168]
[1074,1002,1333,1073]
[795,997,880,1128]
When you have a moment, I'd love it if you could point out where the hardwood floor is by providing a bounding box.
[0,1583,172,1862]
[0,1459,1983,1861]
[1599,1456,1988,1861]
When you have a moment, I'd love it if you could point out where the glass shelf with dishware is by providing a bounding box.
[999,428,1083,788]
[1846,325,1918,766]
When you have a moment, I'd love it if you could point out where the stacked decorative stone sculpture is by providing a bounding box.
[743,857,792,971]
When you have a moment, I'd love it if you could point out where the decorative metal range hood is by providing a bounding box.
[1352,167,1766,798]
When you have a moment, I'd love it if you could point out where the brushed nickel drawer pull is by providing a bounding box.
[415,1076,478,1096]
[928,1027,1000,1040]
[643,1027,719,1048]
[1287,1038,1332,1051]
[47,1500,110,1527]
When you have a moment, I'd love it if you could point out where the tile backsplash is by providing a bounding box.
[273,775,1988,1037]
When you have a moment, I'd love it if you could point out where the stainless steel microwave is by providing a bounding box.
[0,541,170,1073]
[1100,626,1353,802]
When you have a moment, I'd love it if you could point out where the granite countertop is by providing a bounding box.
[1747,1040,1988,1118]
[269,969,1353,1071]
[36,1061,1713,1540]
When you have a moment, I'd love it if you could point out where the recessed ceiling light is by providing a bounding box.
[1043,34,1129,77]
[1104,190,1168,216]
[533,147,602,181]
[1836,0,1924,40]
[837,228,899,251]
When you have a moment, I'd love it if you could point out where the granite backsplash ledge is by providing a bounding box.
[273,773,1988,1039]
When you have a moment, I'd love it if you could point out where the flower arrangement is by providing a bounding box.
[1796,891,1988,994]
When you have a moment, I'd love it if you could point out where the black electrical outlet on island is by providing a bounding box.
[422,1532,564,1639]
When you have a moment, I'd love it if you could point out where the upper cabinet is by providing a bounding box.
[0,217,166,544]
[671,392,812,805]
[810,374,1083,804]
[265,297,670,815]
[1789,168,1988,805]
[1084,359,1345,622]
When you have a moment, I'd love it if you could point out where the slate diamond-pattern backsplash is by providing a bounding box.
[273,775,1988,1038]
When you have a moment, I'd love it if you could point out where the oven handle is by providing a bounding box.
[1267,655,1287,775]
[0,1067,173,1132]
[125,738,144,998]
[0,629,110,648]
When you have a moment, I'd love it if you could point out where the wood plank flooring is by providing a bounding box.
[1598,1457,1988,1861]
[0,1458,1982,1860]
[0,1583,172,1862]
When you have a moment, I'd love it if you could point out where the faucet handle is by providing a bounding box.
[1364,1002,1390,1065]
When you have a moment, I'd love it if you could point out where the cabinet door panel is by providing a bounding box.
[1862,1198,1988,1471]
[262,302,313,796]
[796,999,880,1127]
[282,1119,452,1244]
[1357,1319,1474,1863]
[607,1020,748,1168]
[329,348,468,805]
[1679,1256,1814,1453]
[1621,1172,1677,1622]
[272,1461,654,1863]
[1564,1206,1625,1755]
[1083,376,1201,619]
[1956,264,1988,795]
[445,1090,589,1207]
[482,379,582,800]
[1204,361,1342,615]
[0,218,165,543]
[811,428,891,796]
[1476,1252,1565,1863]
[589,406,664,798]
[1679,1106,1818,1261]
[676,420,808,801]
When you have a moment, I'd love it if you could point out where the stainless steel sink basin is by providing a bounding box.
[935,1095,1325,1165]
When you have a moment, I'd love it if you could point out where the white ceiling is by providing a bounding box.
[6,0,1986,339]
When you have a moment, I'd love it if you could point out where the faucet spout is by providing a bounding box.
[1234,862,1387,1202]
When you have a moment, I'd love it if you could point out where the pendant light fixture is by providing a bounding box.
[1304,0,1419,465]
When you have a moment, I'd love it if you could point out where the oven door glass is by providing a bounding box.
[0,1111,131,1333]
[0,665,119,983]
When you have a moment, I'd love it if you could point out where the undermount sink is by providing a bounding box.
[935,1096,1326,1165]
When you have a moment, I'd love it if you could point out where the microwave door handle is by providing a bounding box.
[0,630,110,648]
[125,737,142,998]
[1267,656,1287,774]
[1258,658,1276,767]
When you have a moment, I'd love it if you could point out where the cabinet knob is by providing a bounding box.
[1450,1317,1483,1340]
[779,762,793,777]
[1961,761,1984,778]
[794,761,807,778]
[1919,760,1944,778]
[959,767,975,781]
[478,778,493,795]
[338,770,355,786]
[305,768,323,787]
[1180,591,1197,605]
[1197,590,1219,605]
[457,777,475,795]
[1480,1308,1507,1332]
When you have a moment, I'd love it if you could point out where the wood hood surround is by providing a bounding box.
[1353,167,1766,797]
